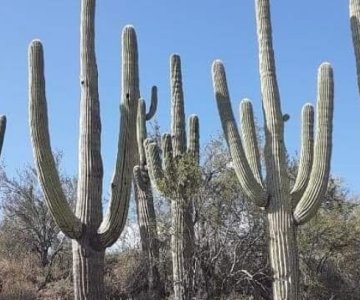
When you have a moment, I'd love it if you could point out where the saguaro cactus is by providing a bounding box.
[350,0,360,94]
[133,88,165,299]
[28,1,138,299]
[0,115,6,156]
[211,0,334,299]
[145,54,200,300]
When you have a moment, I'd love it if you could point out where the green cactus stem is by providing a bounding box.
[212,0,334,299]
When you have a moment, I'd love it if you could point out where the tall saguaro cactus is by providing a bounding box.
[0,115,6,157]
[212,0,334,299]
[29,1,138,299]
[145,54,200,300]
[133,89,165,299]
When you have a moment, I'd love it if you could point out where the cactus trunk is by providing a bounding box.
[134,182,165,299]
[72,241,105,299]
[170,199,194,300]
[267,207,299,299]
[183,200,194,299]
[72,2,105,297]
[171,199,186,300]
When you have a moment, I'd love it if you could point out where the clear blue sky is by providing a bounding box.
[0,1,359,196]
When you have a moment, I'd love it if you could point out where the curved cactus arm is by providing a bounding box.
[291,104,314,205]
[97,25,139,248]
[350,0,360,93]
[0,115,6,156]
[146,86,158,121]
[170,54,186,156]
[29,40,83,240]
[187,115,200,163]
[137,98,147,166]
[294,63,334,225]
[212,60,267,207]
[144,138,166,193]
[239,99,263,185]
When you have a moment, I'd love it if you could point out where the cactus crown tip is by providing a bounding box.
[122,25,137,37]
[30,39,43,48]
[213,59,223,65]
[123,24,135,30]
[212,59,224,71]
[241,98,252,104]
[319,61,332,69]
[303,102,314,108]
[318,62,333,78]
[171,53,181,62]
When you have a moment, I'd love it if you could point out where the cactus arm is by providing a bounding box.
[144,139,166,192]
[290,104,314,205]
[97,26,138,248]
[146,86,158,121]
[187,115,200,163]
[350,0,360,93]
[29,40,83,240]
[170,55,186,156]
[0,115,6,156]
[212,60,267,207]
[76,0,104,228]
[293,63,334,225]
[134,96,155,192]
[239,99,263,185]
[137,98,147,166]
[162,133,174,174]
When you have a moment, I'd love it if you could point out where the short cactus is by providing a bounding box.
[211,0,334,299]
[28,1,139,299]
[145,54,200,300]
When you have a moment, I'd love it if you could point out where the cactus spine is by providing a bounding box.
[212,0,334,299]
[0,115,6,157]
[28,0,138,299]
[133,88,165,299]
[145,55,200,300]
